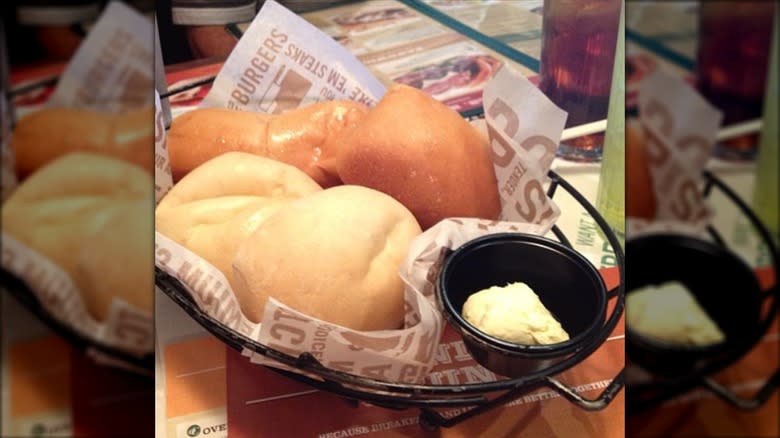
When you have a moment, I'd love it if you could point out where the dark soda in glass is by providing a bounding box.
[696,1,775,160]
[539,0,622,162]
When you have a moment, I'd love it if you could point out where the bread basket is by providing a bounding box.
[1,73,155,377]
[155,151,626,428]
[0,267,155,375]
[626,170,779,414]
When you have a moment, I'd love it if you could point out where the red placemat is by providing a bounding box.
[70,352,154,437]
[225,268,625,438]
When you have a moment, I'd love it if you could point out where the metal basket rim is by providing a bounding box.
[153,168,626,402]
[0,267,155,376]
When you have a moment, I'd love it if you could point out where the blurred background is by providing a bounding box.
[624,1,778,437]
[2,1,155,437]
[156,0,364,64]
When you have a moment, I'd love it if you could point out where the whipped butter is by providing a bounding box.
[462,282,570,345]
[627,281,725,346]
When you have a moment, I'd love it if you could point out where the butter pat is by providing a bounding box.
[462,282,570,345]
[627,281,725,346]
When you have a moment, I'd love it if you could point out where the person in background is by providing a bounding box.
[170,0,257,60]
[166,0,360,61]
[4,0,154,64]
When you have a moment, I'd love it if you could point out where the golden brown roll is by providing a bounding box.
[1,152,153,321]
[626,119,656,219]
[166,100,369,187]
[155,152,323,288]
[336,84,501,229]
[232,185,422,330]
[11,106,154,179]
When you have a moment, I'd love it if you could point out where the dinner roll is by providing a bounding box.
[1,152,152,321]
[12,106,154,179]
[76,199,154,320]
[155,152,323,287]
[232,185,422,330]
[626,119,656,219]
[336,84,501,229]
[166,100,369,187]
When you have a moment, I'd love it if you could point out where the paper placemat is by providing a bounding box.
[226,293,623,438]
[1,297,72,438]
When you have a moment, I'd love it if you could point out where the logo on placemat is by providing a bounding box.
[31,423,46,437]
[187,424,201,437]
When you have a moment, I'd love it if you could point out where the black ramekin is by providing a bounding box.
[436,233,608,378]
[625,233,764,377]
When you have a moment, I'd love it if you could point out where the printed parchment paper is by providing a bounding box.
[154,0,568,384]
[626,68,723,238]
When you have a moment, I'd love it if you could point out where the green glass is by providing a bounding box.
[595,0,625,248]
[753,13,778,242]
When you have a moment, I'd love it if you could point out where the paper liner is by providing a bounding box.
[201,0,385,111]
[46,1,154,112]
[625,68,723,238]
[1,235,153,356]
[154,0,567,384]
[483,65,565,225]
[0,2,154,360]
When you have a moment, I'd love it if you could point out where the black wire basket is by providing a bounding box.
[625,169,779,414]
[155,167,626,429]
[0,266,155,376]
[2,76,154,377]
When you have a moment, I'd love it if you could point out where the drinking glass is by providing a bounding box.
[539,0,622,162]
[696,1,775,160]
[753,14,778,241]
[596,0,625,248]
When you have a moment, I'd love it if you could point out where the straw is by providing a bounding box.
[560,119,608,142]
[716,118,763,141]
[558,117,763,144]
